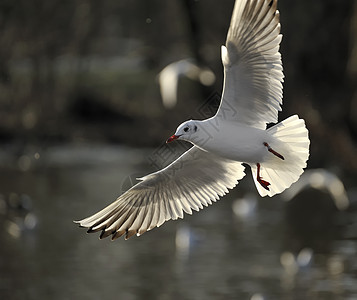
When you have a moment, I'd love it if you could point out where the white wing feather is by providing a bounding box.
[75,146,245,240]
[216,0,284,129]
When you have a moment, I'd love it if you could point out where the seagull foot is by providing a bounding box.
[257,163,270,191]
[258,178,270,191]
[263,142,284,160]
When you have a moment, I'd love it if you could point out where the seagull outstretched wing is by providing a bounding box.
[75,147,245,240]
[216,0,284,129]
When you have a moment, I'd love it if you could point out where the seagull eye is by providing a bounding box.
[183,127,189,132]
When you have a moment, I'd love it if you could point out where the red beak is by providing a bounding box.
[166,134,180,143]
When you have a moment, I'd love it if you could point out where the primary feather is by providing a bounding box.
[217,0,283,129]
[75,147,245,240]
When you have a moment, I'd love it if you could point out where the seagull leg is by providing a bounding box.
[256,163,270,191]
[263,142,284,160]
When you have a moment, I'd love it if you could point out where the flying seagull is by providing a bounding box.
[75,0,310,240]
[158,58,215,109]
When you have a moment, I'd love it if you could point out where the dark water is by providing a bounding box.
[0,145,356,300]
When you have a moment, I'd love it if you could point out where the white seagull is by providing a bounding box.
[158,58,215,109]
[75,0,310,240]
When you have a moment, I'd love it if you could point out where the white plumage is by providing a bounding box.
[78,147,245,240]
[219,0,283,128]
[75,0,310,240]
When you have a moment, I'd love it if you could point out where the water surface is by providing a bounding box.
[0,144,356,300]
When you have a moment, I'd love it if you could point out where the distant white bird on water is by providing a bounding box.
[75,0,310,240]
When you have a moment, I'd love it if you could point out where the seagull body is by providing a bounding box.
[75,0,310,240]
[182,118,271,163]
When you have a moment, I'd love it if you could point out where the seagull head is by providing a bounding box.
[166,120,198,143]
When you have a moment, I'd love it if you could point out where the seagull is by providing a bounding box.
[75,0,310,240]
[158,58,215,109]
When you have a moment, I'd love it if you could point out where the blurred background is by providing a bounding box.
[0,0,356,299]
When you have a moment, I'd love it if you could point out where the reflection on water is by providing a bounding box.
[0,144,356,300]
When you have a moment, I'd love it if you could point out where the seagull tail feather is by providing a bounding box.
[251,115,310,197]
